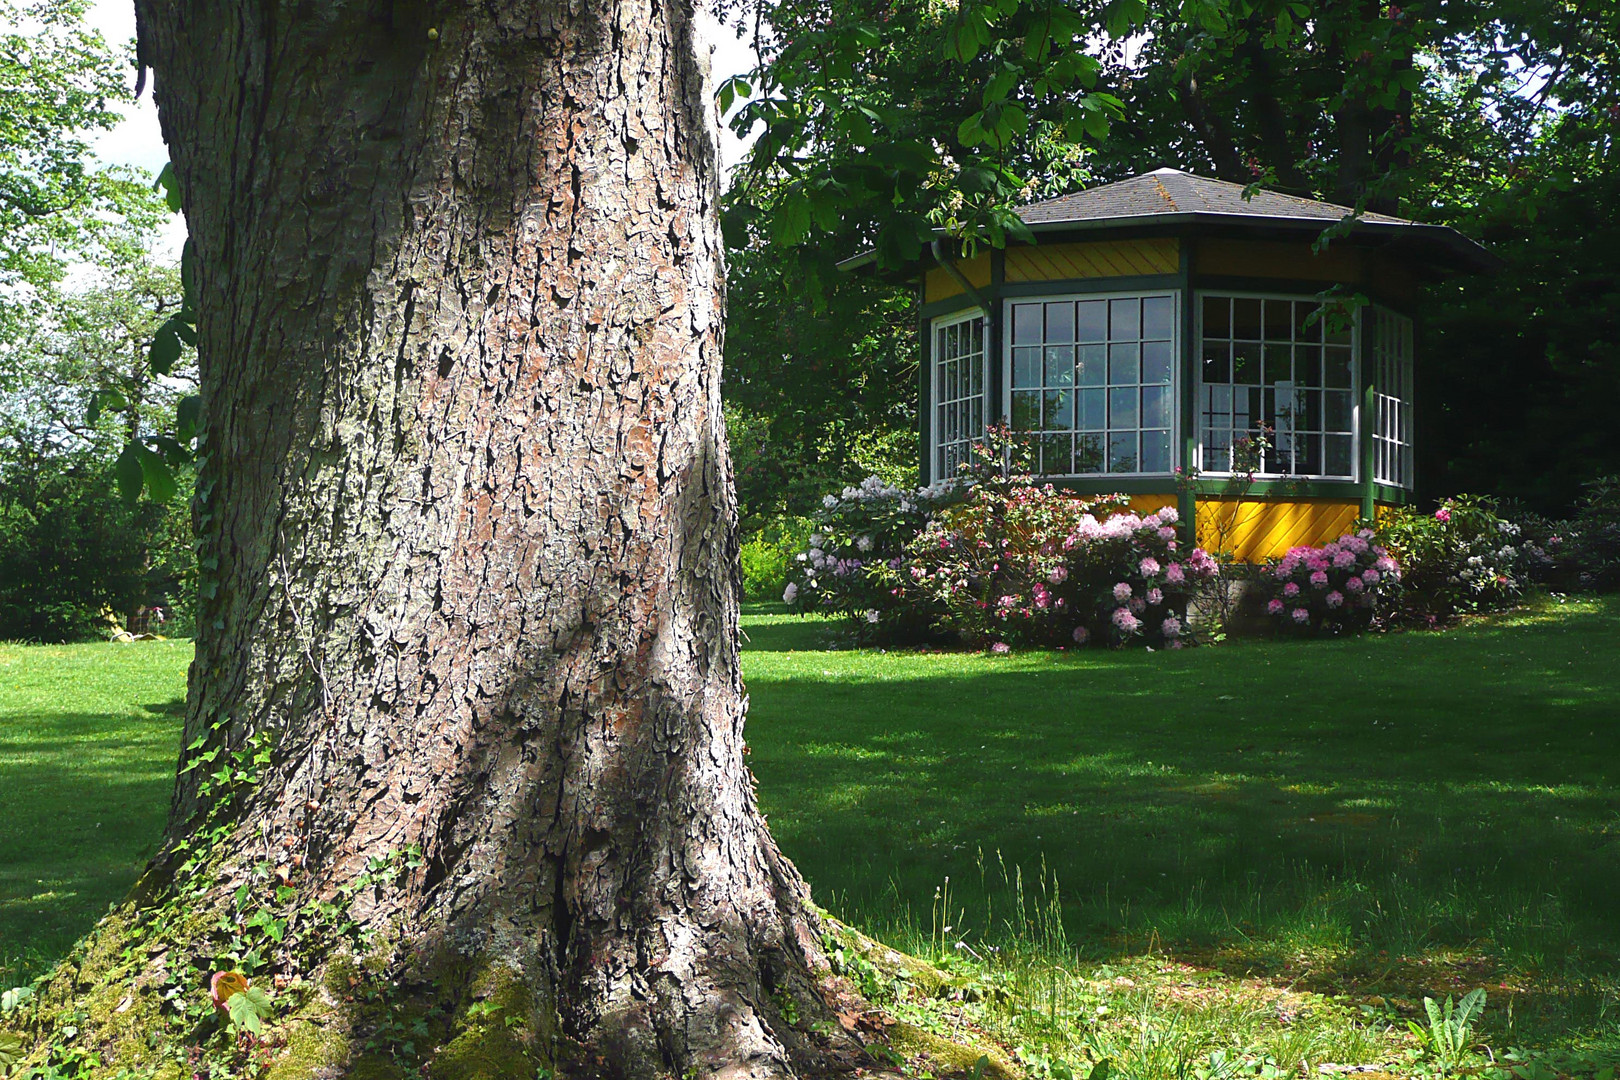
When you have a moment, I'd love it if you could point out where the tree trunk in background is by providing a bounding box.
[130,2,857,1075]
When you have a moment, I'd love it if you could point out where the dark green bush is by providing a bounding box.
[0,454,193,641]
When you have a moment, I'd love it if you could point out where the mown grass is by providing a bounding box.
[740,596,1620,1067]
[2,600,1617,1074]
[0,639,190,988]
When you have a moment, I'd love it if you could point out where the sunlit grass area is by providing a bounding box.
[2,600,1617,1073]
[741,596,1620,1064]
[0,640,190,987]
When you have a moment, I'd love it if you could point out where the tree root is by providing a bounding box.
[2,877,1016,1080]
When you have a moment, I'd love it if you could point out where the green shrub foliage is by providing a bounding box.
[785,432,1217,648]
[0,453,192,641]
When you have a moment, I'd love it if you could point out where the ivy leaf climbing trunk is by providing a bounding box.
[100,1,871,1076]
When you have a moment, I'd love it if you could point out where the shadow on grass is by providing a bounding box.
[741,599,1620,1044]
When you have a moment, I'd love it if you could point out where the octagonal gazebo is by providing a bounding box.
[845,168,1496,561]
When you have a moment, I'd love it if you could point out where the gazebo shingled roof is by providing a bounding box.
[1018,168,1414,226]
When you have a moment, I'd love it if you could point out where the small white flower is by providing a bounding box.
[865,610,880,624]
[782,583,798,603]
[855,535,874,552]
[822,495,839,509]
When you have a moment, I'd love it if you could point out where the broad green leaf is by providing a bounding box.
[149,321,184,376]
[177,395,203,443]
[136,442,179,503]
[115,441,145,505]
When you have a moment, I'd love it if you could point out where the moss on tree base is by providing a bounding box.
[2,878,1016,1080]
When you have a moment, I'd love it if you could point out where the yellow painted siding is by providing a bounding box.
[1195,498,1362,563]
[923,253,993,303]
[1128,493,1177,516]
[1005,238,1178,283]
[1194,239,1365,284]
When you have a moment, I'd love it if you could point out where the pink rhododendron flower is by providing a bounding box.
[1375,556,1397,574]
[1111,608,1141,633]
[1291,607,1310,624]
[1165,563,1185,585]
[1048,566,1069,584]
[1345,576,1365,593]
[1333,550,1356,569]
[1146,587,1164,606]
[1139,557,1161,577]
[1326,590,1344,609]
[990,642,1011,654]
[1158,526,1177,541]
[1361,568,1381,584]
[1161,616,1181,638]
[1283,582,1300,598]
[1129,597,1146,614]
[1072,625,1089,644]
[1310,570,1329,588]
[1113,582,1133,603]
[1435,507,1452,523]
[998,595,1019,608]
[1267,599,1286,615]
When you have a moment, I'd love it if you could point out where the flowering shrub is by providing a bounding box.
[1259,530,1399,633]
[1378,495,1537,621]
[783,474,961,639]
[784,431,1219,649]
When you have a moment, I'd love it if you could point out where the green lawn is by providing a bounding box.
[742,598,1620,1058]
[0,639,191,987]
[2,602,1618,1068]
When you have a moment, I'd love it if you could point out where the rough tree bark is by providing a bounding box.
[91,1,874,1076]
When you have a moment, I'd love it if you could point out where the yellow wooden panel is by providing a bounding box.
[1194,239,1366,285]
[1195,498,1362,563]
[1005,238,1179,283]
[924,253,993,303]
[1128,493,1177,516]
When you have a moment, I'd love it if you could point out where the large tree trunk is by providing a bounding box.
[105,1,863,1076]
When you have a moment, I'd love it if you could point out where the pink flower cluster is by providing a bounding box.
[1263,529,1400,634]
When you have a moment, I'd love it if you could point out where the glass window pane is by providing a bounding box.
[1044,345,1074,387]
[1203,296,1231,338]
[1296,433,1322,475]
[1045,302,1075,343]
[1012,304,1043,345]
[1232,342,1260,384]
[1293,302,1322,343]
[1043,390,1073,430]
[947,362,959,402]
[1325,346,1353,388]
[1109,387,1138,429]
[1301,388,1322,432]
[1109,298,1140,340]
[1041,434,1072,475]
[1325,389,1353,432]
[1078,388,1106,430]
[1142,384,1171,429]
[1203,440,1229,472]
[1264,343,1292,385]
[1233,298,1262,339]
[1325,434,1353,477]
[1109,342,1140,384]
[1264,299,1292,340]
[1141,430,1171,473]
[1076,300,1107,342]
[1201,342,1230,384]
[1142,296,1174,340]
[1011,390,1039,431]
[1076,344,1107,386]
[1109,432,1138,472]
[1295,346,1322,387]
[1075,433,1105,474]
[1142,341,1173,384]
